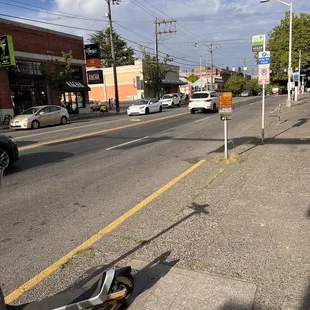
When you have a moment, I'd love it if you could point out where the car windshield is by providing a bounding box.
[162,94,173,99]
[134,100,148,105]
[21,107,41,115]
[191,93,209,99]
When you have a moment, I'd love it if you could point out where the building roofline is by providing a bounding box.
[0,18,84,41]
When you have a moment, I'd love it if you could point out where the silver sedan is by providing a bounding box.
[10,105,69,129]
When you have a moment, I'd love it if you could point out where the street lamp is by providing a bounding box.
[260,0,292,107]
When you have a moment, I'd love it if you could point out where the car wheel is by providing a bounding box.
[159,106,163,112]
[90,107,94,112]
[31,120,40,129]
[61,116,68,125]
[0,147,11,171]
[213,104,217,113]
[190,109,195,114]
[178,102,181,107]
[145,108,149,114]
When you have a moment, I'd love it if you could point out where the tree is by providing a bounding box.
[246,78,262,94]
[225,75,246,94]
[141,49,173,98]
[40,51,73,104]
[90,27,135,67]
[187,74,199,83]
[267,12,310,84]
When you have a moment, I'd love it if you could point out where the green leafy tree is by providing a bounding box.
[225,75,246,94]
[267,12,310,84]
[141,48,173,98]
[187,74,199,83]
[246,78,262,94]
[40,51,73,104]
[90,28,135,67]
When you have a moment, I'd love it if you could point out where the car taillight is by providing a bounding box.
[204,99,211,102]
[189,100,192,102]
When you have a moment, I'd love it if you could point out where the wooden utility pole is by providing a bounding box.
[154,19,176,98]
[242,58,248,78]
[209,43,214,91]
[107,0,120,112]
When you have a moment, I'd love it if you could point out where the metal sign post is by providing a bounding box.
[257,35,270,144]
[224,119,228,159]
[219,92,233,159]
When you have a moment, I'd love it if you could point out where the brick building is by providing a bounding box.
[0,18,90,121]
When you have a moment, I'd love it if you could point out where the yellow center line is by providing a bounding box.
[19,112,188,152]
[5,159,206,304]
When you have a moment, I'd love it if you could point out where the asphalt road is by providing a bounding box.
[0,95,284,297]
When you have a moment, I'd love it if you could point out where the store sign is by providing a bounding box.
[87,70,103,84]
[84,43,101,67]
[66,81,85,88]
[0,35,16,67]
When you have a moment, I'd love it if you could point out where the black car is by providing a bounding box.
[0,135,19,170]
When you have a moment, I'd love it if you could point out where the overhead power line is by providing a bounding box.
[0,13,201,67]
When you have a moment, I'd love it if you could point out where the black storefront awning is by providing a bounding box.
[65,81,90,92]
[161,80,187,86]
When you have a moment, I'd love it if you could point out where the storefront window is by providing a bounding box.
[61,92,85,114]
[8,61,47,115]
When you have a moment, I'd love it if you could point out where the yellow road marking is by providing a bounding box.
[5,159,206,303]
[19,112,188,152]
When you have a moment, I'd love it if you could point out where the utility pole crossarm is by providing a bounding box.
[154,18,177,98]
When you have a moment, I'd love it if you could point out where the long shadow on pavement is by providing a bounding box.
[5,151,74,175]
[62,203,209,308]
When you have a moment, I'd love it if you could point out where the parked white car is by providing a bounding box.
[127,98,163,116]
[158,93,181,108]
[189,91,218,114]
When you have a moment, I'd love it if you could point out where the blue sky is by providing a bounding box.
[1,0,309,74]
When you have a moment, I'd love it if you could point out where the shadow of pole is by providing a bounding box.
[108,202,210,267]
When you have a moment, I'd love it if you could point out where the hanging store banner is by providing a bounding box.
[84,43,101,67]
[0,35,16,67]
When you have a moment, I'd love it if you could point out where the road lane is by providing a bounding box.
[6,95,268,145]
[0,95,284,296]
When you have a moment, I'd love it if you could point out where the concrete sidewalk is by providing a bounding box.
[126,95,310,309]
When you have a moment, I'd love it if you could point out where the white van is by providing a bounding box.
[189,91,218,114]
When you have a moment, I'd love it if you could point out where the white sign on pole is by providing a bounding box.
[258,66,270,85]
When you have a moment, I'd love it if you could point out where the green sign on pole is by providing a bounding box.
[252,35,264,53]
[0,35,16,67]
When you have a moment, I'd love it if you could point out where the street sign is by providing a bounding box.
[252,35,264,52]
[258,51,270,66]
[293,72,299,81]
[0,35,16,67]
[300,74,306,77]
[258,67,270,85]
[219,92,232,120]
